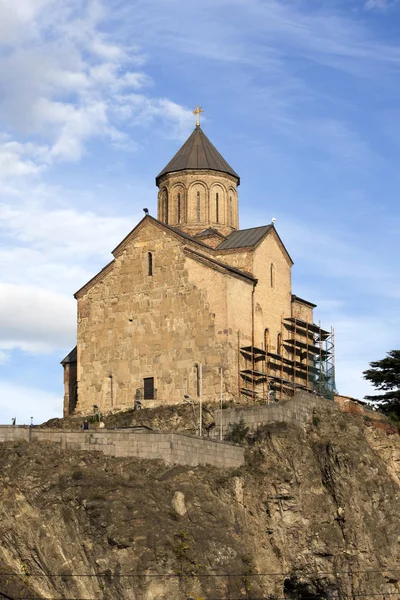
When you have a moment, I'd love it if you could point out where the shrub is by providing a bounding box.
[225,418,249,444]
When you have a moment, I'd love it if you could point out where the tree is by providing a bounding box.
[363,350,400,418]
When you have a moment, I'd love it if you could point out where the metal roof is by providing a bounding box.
[156,126,240,185]
[195,228,226,239]
[216,225,272,250]
[61,346,77,365]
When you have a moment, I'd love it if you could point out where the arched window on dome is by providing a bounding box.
[216,193,219,223]
[162,189,168,225]
[177,193,181,224]
[196,191,201,222]
[229,196,233,226]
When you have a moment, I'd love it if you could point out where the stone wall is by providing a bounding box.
[157,169,239,237]
[0,427,244,469]
[76,220,254,414]
[213,392,336,437]
[216,228,293,353]
[291,297,314,322]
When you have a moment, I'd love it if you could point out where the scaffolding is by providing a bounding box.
[238,318,336,403]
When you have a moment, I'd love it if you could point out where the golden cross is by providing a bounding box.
[192,105,204,127]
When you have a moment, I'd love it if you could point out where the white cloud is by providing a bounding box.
[0,350,9,365]
[0,381,62,425]
[364,0,398,10]
[118,0,400,72]
[0,201,137,261]
[0,137,46,181]
[0,0,192,171]
[0,283,76,354]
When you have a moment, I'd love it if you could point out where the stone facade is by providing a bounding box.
[63,125,333,416]
[74,219,255,414]
[157,169,239,237]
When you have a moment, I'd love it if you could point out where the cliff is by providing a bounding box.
[1,407,399,600]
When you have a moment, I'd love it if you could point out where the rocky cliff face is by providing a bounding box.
[1,408,399,600]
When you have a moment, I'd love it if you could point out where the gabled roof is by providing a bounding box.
[195,228,227,240]
[112,215,212,257]
[216,225,273,250]
[156,126,240,185]
[183,247,256,284]
[292,294,317,308]
[61,346,77,365]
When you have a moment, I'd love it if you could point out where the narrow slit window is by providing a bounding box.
[163,190,168,225]
[196,191,201,222]
[270,263,275,288]
[148,252,153,276]
[264,328,269,352]
[277,333,282,355]
[216,193,219,223]
[177,193,181,223]
[229,196,233,225]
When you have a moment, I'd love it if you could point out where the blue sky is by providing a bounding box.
[0,0,399,424]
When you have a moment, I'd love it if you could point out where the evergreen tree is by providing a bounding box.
[363,350,400,418]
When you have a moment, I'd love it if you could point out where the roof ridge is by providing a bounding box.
[156,127,239,185]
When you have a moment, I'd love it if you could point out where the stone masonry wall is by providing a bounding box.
[213,392,335,437]
[0,427,244,469]
[157,169,239,237]
[216,229,293,353]
[76,221,253,414]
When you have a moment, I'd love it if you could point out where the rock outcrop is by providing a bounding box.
[1,409,399,599]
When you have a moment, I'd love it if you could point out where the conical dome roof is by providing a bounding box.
[156,126,240,186]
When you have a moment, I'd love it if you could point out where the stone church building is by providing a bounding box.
[62,123,335,417]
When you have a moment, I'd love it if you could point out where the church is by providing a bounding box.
[62,109,335,417]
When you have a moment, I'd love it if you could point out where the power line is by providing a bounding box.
[1,568,399,578]
[3,594,400,600]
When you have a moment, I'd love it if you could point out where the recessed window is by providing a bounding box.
[177,192,181,223]
[264,328,270,352]
[229,196,233,226]
[270,263,275,288]
[277,333,282,355]
[162,189,168,225]
[196,191,201,222]
[143,377,155,400]
[216,193,219,223]
[148,252,153,276]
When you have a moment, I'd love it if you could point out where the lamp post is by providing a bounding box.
[199,363,203,437]
[220,367,223,441]
[185,361,203,437]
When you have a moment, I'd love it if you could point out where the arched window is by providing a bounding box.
[264,328,270,352]
[196,191,201,222]
[270,263,275,288]
[162,189,168,225]
[277,333,282,355]
[148,252,153,276]
[229,196,233,226]
[177,193,181,223]
[216,193,219,223]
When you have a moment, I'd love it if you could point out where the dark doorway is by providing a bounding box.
[143,377,155,400]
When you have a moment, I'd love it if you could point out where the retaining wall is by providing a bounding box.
[214,391,335,437]
[0,427,244,469]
